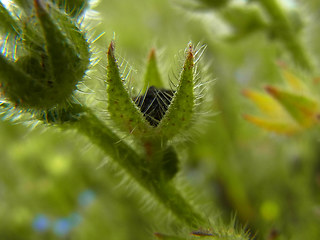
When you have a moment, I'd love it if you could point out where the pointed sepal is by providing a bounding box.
[158,44,195,140]
[30,0,85,108]
[50,6,90,74]
[106,41,151,135]
[142,48,163,92]
[35,0,82,83]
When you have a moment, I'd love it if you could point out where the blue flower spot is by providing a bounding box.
[32,214,50,232]
[53,218,71,236]
[68,212,83,227]
[78,189,96,207]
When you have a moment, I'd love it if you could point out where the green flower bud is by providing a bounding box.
[0,0,90,110]
[106,42,199,141]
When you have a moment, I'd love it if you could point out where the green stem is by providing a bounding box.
[68,107,205,227]
[257,0,313,71]
[151,179,205,227]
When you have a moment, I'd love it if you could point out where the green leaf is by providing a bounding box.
[158,44,195,140]
[142,48,163,92]
[106,41,151,135]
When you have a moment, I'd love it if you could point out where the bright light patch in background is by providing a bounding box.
[0,0,9,43]
[0,0,9,7]
[281,0,296,8]
[45,154,71,176]
[234,0,296,8]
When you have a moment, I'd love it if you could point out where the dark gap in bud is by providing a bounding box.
[133,86,174,127]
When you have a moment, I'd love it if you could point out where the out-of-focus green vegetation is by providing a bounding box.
[1,0,320,239]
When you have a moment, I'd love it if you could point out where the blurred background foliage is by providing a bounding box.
[1,0,320,239]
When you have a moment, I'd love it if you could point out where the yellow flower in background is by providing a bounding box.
[244,68,320,134]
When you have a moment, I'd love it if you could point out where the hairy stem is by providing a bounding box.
[69,107,205,227]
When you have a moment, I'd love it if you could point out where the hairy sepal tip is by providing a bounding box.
[149,48,156,59]
[106,41,151,136]
[108,41,115,56]
[186,44,194,67]
[157,43,196,140]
